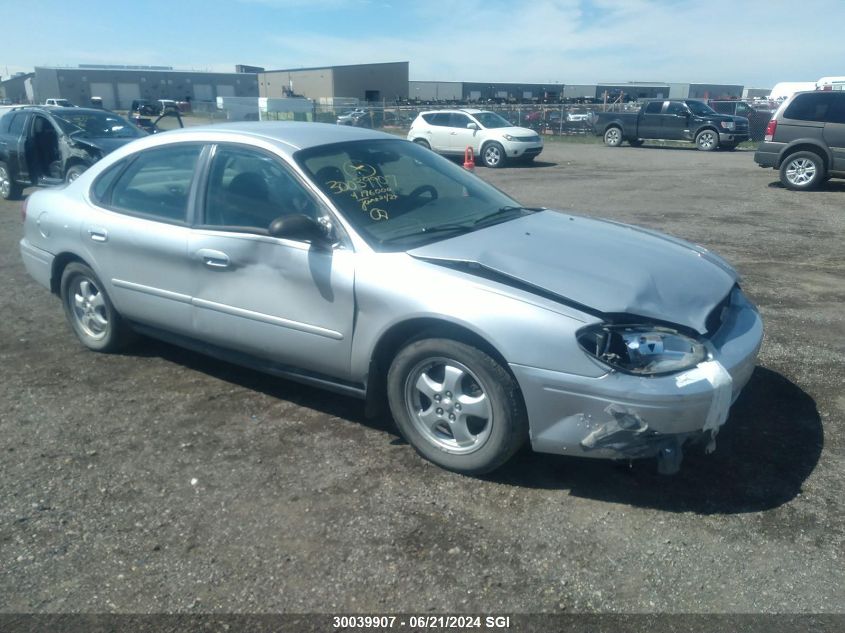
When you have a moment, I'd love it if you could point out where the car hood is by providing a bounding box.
[408,211,738,334]
[495,126,541,137]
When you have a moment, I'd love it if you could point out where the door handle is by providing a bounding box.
[196,248,230,269]
[87,227,108,242]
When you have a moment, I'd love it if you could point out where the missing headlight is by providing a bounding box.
[578,325,707,376]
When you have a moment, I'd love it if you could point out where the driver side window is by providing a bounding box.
[204,145,319,232]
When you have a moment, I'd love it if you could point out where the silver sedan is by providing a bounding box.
[19,122,763,474]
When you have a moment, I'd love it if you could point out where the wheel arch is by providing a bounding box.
[50,252,89,295]
[63,157,91,178]
[364,316,519,418]
[777,142,831,170]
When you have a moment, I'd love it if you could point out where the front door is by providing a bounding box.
[189,143,356,380]
[448,112,479,153]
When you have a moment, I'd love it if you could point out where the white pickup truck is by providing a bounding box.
[43,98,75,107]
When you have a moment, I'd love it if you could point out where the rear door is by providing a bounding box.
[4,112,31,183]
[824,93,845,171]
[84,143,203,335]
[639,101,665,138]
[663,101,690,139]
[425,113,453,152]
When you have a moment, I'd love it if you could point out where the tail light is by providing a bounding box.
[764,119,777,142]
[21,196,28,222]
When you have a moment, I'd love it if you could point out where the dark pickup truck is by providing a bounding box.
[0,106,143,200]
[594,99,750,151]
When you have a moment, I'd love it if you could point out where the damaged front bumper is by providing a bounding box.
[511,288,763,472]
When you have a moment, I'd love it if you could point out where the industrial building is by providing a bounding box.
[668,83,744,100]
[259,62,408,103]
[410,81,563,103]
[28,65,259,110]
[0,72,34,103]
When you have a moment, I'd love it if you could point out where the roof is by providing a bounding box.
[262,61,408,74]
[144,121,399,154]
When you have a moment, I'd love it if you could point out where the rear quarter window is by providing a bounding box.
[784,93,836,122]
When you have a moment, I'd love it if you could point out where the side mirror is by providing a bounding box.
[467,122,479,130]
[268,214,331,245]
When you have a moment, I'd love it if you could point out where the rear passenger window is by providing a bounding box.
[109,145,201,223]
[784,93,835,122]
[90,161,125,204]
[7,113,26,136]
[829,94,845,124]
[644,101,664,114]
[426,113,451,127]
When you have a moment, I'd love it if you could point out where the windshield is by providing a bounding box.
[295,139,524,251]
[53,111,143,139]
[472,111,513,129]
[686,100,718,116]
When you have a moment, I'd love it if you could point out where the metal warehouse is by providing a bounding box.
[259,62,409,102]
[30,65,259,110]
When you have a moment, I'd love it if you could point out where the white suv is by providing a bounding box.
[407,109,543,168]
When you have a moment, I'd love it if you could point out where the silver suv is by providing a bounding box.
[754,90,845,190]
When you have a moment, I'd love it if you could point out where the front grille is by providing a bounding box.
[515,135,541,143]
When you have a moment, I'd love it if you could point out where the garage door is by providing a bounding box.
[193,84,213,101]
[116,83,141,109]
[90,83,115,109]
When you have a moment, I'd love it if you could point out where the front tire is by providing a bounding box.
[695,128,719,151]
[779,151,824,191]
[0,161,22,200]
[60,262,134,352]
[65,164,88,183]
[481,142,506,168]
[387,338,527,474]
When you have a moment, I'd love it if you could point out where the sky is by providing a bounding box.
[2,0,843,89]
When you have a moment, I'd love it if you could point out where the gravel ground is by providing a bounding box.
[1,138,843,615]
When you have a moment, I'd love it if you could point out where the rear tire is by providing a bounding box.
[387,338,527,474]
[603,126,622,147]
[413,138,431,150]
[779,151,824,191]
[60,262,135,352]
[0,161,22,200]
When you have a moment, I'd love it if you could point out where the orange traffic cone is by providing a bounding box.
[463,146,475,171]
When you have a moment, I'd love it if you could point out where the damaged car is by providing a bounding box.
[0,106,143,198]
[19,122,763,475]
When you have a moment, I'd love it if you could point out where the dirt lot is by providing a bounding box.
[1,139,843,615]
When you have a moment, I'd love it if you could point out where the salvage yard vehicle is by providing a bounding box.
[407,109,543,167]
[754,90,845,190]
[19,122,762,475]
[594,98,750,150]
[0,106,144,199]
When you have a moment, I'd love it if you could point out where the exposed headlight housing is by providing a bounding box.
[577,324,707,375]
[720,121,736,130]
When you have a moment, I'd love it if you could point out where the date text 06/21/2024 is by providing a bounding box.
[331,615,512,629]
